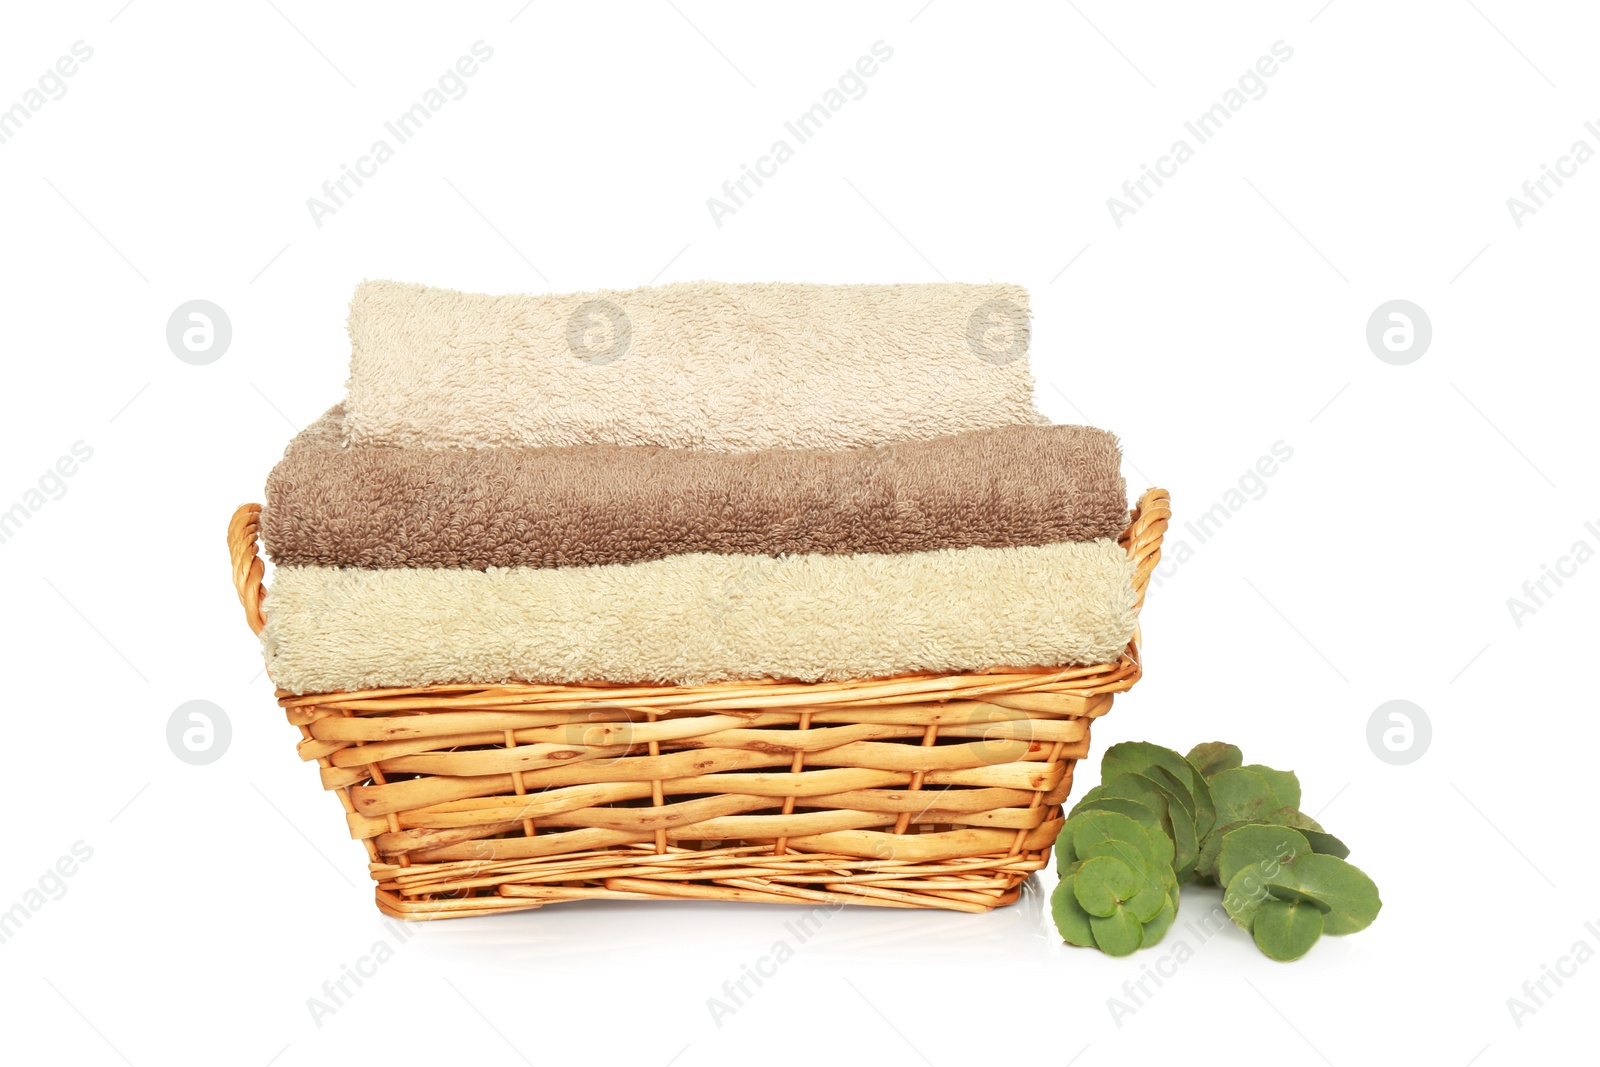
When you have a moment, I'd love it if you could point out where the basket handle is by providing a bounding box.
[1121,488,1171,614]
[228,504,267,635]
[226,487,1172,634]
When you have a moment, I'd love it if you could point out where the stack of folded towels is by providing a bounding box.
[257,280,1138,695]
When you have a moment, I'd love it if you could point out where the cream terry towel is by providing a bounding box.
[343,279,1044,451]
[259,539,1138,694]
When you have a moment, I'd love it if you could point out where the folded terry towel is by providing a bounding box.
[259,539,1138,694]
[261,407,1128,570]
[344,280,1044,451]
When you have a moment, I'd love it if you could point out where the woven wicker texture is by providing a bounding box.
[230,489,1169,919]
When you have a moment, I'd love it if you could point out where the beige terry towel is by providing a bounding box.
[343,280,1044,451]
[259,539,1138,694]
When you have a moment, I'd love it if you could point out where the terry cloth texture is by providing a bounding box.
[259,539,1139,694]
[261,407,1129,569]
[342,279,1045,451]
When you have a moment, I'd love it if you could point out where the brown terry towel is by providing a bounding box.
[261,408,1128,570]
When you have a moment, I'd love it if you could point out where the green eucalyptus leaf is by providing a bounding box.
[1252,898,1325,961]
[1251,807,1351,860]
[1137,768,1205,880]
[1101,742,1200,795]
[1141,888,1180,948]
[1058,805,1130,868]
[1051,877,1096,947]
[1124,877,1167,924]
[1073,855,1137,918]
[1217,824,1311,889]
[1080,837,1151,886]
[1186,742,1243,778]
[1194,818,1249,884]
[1062,798,1179,873]
[1071,811,1155,866]
[1168,810,1200,883]
[1300,829,1351,860]
[1053,830,1078,871]
[1242,765,1302,809]
[1223,861,1295,931]
[1071,796,1163,827]
[1208,768,1283,825]
[1264,883,1334,909]
[1054,815,1089,870]
[1187,763,1216,841]
[1254,806,1318,833]
[1055,810,1092,869]
[1143,822,1176,874]
[1095,773,1196,878]
[1285,854,1382,935]
[1093,772,1172,812]
[1150,762,1216,841]
[1145,765,1198,824]
[1089,906,1144,956]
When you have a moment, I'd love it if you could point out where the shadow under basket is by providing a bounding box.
[228,489,1170,920]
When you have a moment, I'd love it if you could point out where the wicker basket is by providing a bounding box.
[228,488,1170,919]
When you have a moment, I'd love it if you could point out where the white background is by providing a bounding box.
[1,2,1595,1064]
